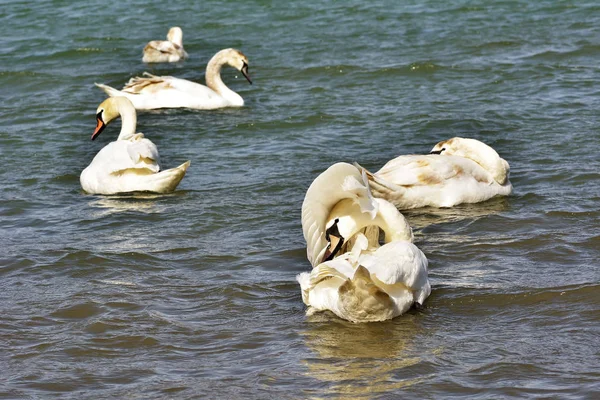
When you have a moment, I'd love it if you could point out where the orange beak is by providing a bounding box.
[92,117,106,141]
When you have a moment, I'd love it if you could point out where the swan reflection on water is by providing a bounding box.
[85,192,179,215]
[403,195,511,231]
[300,314,431,398]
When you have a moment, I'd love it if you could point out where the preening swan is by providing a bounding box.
[80,97,190,195]
[359,137,512,209]
[298,162,430,323]
[142,27,189,63]
[96,48,252,110]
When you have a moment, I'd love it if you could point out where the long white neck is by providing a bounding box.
[116,99,137,141]
[205,51,244,106]
[373,199,414,242]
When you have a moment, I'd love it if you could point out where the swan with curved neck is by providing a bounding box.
[360,137,512,210]
[96,48,252,110]
[80,97,190,195]
[298,162,430,322]
[142,27,189,63]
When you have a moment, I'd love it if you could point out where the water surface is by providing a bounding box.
[1,0,599,398]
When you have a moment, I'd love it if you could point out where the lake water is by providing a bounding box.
[1,0,599,398]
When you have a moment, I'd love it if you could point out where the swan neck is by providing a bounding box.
[205,53,243,105]
[375,201,413,242]
[117,103,137,141]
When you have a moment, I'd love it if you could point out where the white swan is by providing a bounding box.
[96,48,252,110]
[142,27,189,63]
[80,97,190,195]
[298,162,430,322]
[358,137,512,209]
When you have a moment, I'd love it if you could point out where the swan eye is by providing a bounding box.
[430,147,446,155]
[96,109,104,122]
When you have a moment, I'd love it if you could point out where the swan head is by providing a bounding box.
[430,137,510,184]
[302,163,380,265]
[217,48,252,84]
[322,198,413,261]
[167,27,183,47]
[92,97,135,140]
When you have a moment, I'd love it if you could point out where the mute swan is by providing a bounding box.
[96,48,252,110]
[142,27,189,63]
[298,162,430,322]
[358,137,512,209]
[80,97,190,195]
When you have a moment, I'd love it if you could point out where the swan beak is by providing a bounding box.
[323,218,344,262]
[92,116,106,141]
[429,150,443,155]
[323,234,343,262]
[241,62,252,84]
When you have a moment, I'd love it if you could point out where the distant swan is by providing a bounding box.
[142,27,189,63]
[358,137,512,209]
[96,48,252,110]
[297,163,430,323]
[80,97,190,195]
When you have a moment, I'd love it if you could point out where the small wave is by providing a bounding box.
[407,61,444,72]
[520,44,600,61]
[75,47,102,52]
[475,40,521,49]
[98,279,137,287]
[51,302,104,319]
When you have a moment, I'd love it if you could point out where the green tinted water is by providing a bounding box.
[1,0,599,398]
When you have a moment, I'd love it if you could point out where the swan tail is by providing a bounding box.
[353,162,406,199]
[94,82,124,98]
[140,160,190,193]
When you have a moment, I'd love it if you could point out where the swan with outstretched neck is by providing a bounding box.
[96,48,252,110]
[298,163,430,323]
[357,137,512,209]
[142,26,189,63]
[80,97,190,195]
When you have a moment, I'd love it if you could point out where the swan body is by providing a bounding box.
[360,137,512,209]
[298,162,430,322]
[142,27,189,63]
[80,97,190,195]
[96,48,252,110]
[297,233,430,323]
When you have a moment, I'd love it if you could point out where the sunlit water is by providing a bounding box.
[1,0,599,398]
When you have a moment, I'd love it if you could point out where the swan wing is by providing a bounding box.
[145,40,180,55]
[90,138,160,175]
[376,155,493,187]
[359,241,429,290]
[123,72,222,100]
[121,73,178,94]
[302,163,377,268]
[126,136,160,172]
